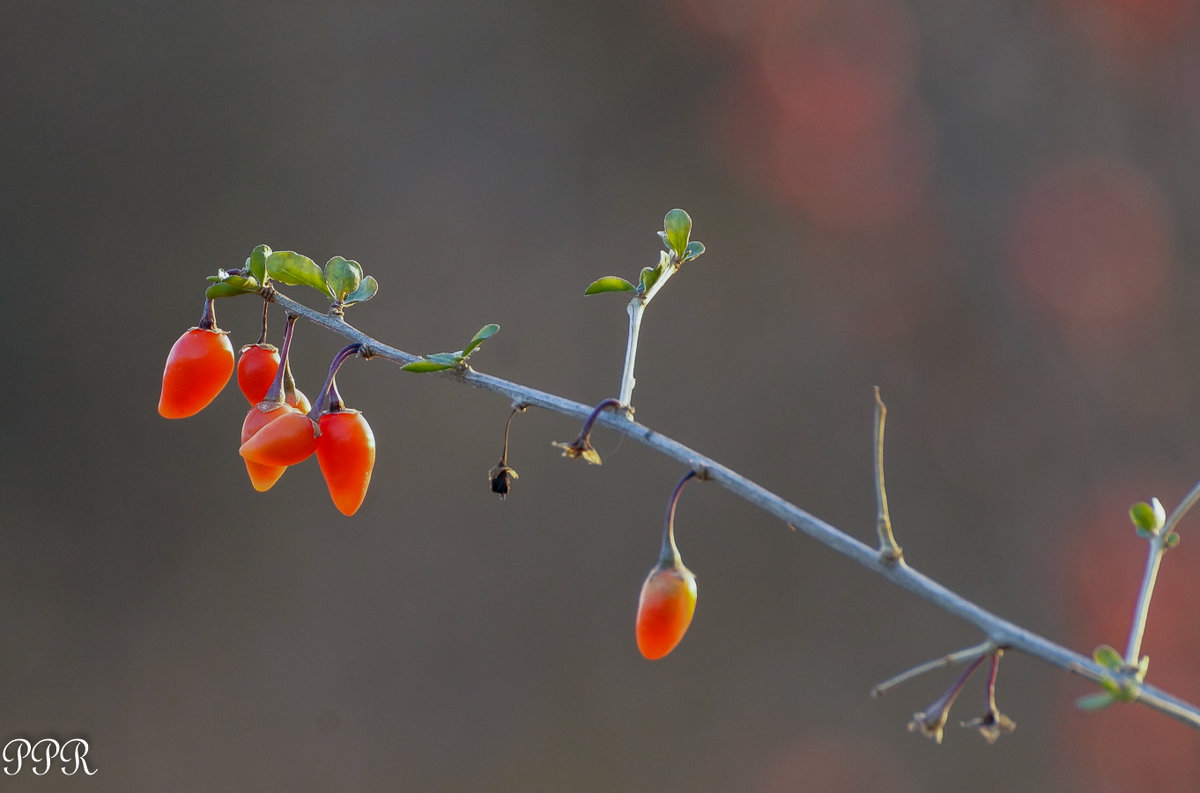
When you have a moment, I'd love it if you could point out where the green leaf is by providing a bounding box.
[639,264,662,293]
[1099,676,1122,697]
[1075,692,1116,711]
[663,208,692,258]
[204,271,259,299]
[324,256,363,303]
[682,240,706,262]
[206,280,255,299]
[470,323,500,343]
[401,360,455,373]
[265,251,332,298]
[1130,500,1165,532]
[461,323,500,358]
[1093,645,1123,671]
[584,277,637,295]
[246,244,271,283]
[344,275,378,306]
[1129,502,1156,531]
[427,352,461,366]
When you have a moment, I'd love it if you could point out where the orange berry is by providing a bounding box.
[236,343,280,405]
[240,403,298,491]
[159,327,235,419]
[316,410,376,516]
[635,562,697,660]
[238,410,317,466]
[286,387,311,413]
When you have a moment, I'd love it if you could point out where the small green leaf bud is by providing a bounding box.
[324,256,363,303]
[663,208,692,259]
[1093,644,1123,671]
[1129,499,1165,533]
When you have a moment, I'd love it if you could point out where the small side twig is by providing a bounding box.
[1124,482,1200,669]
[873,387,903,563]
[617,253,681,415]
[872,640,996,699]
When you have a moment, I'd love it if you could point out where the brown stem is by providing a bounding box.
[660,470,699,565]
[261,314,298,405]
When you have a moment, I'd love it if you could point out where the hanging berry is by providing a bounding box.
[158,299,235,419]
[636,470,700,660]
[312,344,376,515]
[316,401,376,515]
[238,314,306,490]
[236,300,281,404]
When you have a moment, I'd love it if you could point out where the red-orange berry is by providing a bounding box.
[635,562,697,660]
[238,411,318,466]
[240,403,298,491]
[158,327,235,418]
[636,470,701,660]
[286,387,311,413]
[316,410,376,516]
[236,343,280,405]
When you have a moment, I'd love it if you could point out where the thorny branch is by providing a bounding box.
[265,287,1200,732]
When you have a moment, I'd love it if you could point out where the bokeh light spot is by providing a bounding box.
[1008,159,1173,333]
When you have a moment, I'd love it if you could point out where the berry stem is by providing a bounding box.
[580,397,623,443]
[309,343,364,418]
[498,405,524,466]
[256,299,269,345]
[907,651,989,743]
[326,377,345,412]
[983,649,1002,713]
[551,397,623,464]
[261,314,298,405]
[660,470,699,565]
[197,298,219,331]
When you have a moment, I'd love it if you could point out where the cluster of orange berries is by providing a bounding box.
[160,299,694,658]
[157,301,376,516]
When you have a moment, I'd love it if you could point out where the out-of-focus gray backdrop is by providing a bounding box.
[4,0,1200,790]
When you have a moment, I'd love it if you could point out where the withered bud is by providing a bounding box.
[489,463,519,500]
[960,709,1016,745]
[907,708,949,745]
[551,437,602,465]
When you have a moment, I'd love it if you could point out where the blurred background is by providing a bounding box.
[4,0,1200,789]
